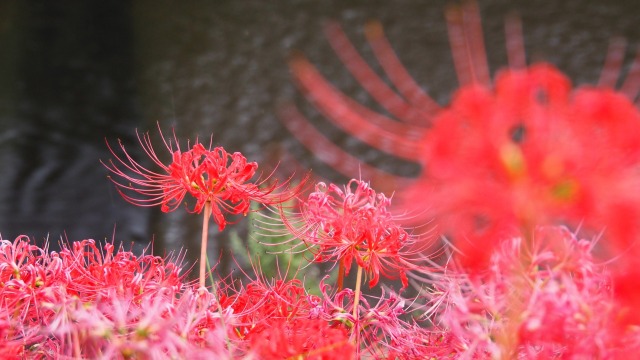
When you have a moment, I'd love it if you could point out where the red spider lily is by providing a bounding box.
[250,317,354,360]
[57,239,185,301]
[0,237,63,351]
[219,277,319,341]
[280,2,640,275]
[0,226,364,358]
[402,63,640,272]
[280,179,430,289]
[214,266,357,358]
[423,226,640,359]
[103,125,303,231]
[312,276,456,359]
[49,285,235,359]
[0,235,245,358]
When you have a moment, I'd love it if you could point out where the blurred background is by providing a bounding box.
[0,0,638,276]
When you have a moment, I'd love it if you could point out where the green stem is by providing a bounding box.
[199,201,212,288]
[206,257,233,358]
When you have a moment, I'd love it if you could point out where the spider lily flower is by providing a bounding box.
[103,126,303,231]
[219,277,317,342]
[281,1,640,274]
[0,236,255,358]
[402,64,640,271]
[423,226,640,358]
[214,267,356,358]
[280,179,431,289]
[249,317,354,359]
[0,235,238,358]
[313,276,451,359]
[0,236,57,355]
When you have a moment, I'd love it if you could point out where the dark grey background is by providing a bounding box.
[0,0,637,274]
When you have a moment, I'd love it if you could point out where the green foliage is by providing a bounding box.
[228,201,334,295]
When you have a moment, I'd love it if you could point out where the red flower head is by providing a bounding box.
[279,3,640,274]
[103,125,302,231]
[282,179,429,288]
[405,63,640,271]
[425,226,640,359]
[250,317,354,360]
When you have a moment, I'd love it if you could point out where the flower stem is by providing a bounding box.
[352,265,363,320]
[337,259,345,291]
[206,257,234,358]
[72,329,81,359]
[352,265,363,354]
[199,201,212,288]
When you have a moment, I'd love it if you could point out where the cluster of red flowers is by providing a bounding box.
[280,179,427,289]
[0,235,449,359]
[425,226,640,358]
[0,236,352,358]
[4,226,636,358]
[0,236,200,358]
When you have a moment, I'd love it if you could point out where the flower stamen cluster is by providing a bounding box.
[283,179,424,288]
[103,127,299,231]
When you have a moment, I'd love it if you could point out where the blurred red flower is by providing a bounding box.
[250,317,354,360]
[405,64,640,270]
[281,4,640,274]
[425,226,640,358]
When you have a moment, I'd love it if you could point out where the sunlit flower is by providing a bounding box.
[103,126,302,230]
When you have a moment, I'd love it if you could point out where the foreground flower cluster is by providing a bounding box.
[3,226,639,358]
[0,236,354,358]
[426,227,640,358]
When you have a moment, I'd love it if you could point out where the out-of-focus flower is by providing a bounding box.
[280,179,429,288]
[250,317,354,360]
[280,2,640,276]
[424,226,640,359]
[103,126,303,230]
[403,64,640,271]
